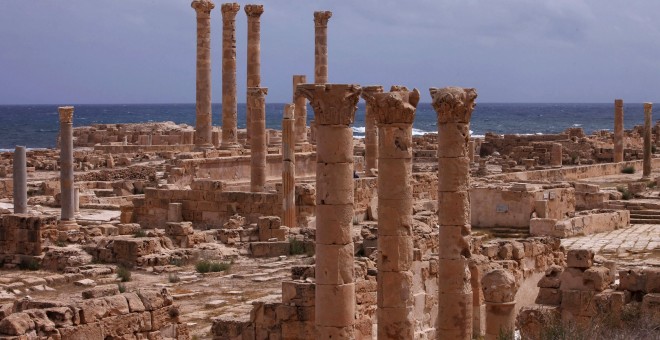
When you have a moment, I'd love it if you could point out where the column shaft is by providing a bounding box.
[12,146,27,214]
[59,106,76,226]
[249,87,268,192]
[361,86,383,175]
[550,143,562,168]
[282,104,296,228]
[643,102,653,177]
[192,0,215,148]
[313,11,332,84]
[221,3,240,149]
[293,75,308,144]
[614,99,624,162]
[245,5,264,145]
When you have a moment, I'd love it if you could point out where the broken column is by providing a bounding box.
[191,0,215,148]
[468,140,475,164]
[59,106,77,230]
[12,146,27,214]
[614,99,624,162]
[313,11,332,84]
[550,143,562,168]
[365,86,420,339]
[282,104,296,228]
[430,86,478,339]
[293,75,308,145]
[244,4,264,146]
[297,83,362,338]
[361,85,383,176]
[249,87,268,192]
[220,3,240,149]
[643,102,653,178]
[482,269,519,340]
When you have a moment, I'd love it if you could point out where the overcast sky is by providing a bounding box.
[1,0,659,104]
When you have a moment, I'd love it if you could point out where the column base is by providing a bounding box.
[58,219,79,231]
[194,143,214,151]
[220,142,241,150]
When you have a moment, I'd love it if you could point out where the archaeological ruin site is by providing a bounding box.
[0,2,658,340]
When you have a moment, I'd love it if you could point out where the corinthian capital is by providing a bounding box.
[314,11,332,27]
[430,87,477,124]
[191,0,215,13]
[244,4,264,18]
[58,106,74,123]
[364,87,420,125]
[221,3,240,19]
[295,83,361,126]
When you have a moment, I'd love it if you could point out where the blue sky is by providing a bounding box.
[1,0,659,104]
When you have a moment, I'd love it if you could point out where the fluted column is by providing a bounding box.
[361,85,383,176]
[191,0,215,149]
[282,104,296,228]
[297,83,362,339]
[430,87,477,340]
[313,11,332,84]
[12,146,27,214]
[249,87,268,192]
[59,106,78,230]
[293,75,308,145]
[614,99,624,163]
[221,3,241,149]
[550,143,562,168]
[245,4,264,146]
[644,102,653,178]
[364,87,420,339]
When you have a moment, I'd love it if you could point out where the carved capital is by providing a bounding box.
[360,85,384,100]
[295,83,361,126]
[644,102,653,113]
[244,4,264,18]
[283,103,295,120]
[314,11,332,27]
[58,106,74,123]
[430,87,477,124]
[221,3,240,19]
[364,87,420,125]
[191,0,215,13]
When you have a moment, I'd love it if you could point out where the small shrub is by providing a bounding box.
[196,260,231,273]
[196,260,211,273]
[18,258,40,271]
[289,238,305,255]
[169,258,184,267]
[133,229,147,238]
[617,186,632,200]
[168,306,180,318]
[621,166,636,174]
[116,266,132,282]
[210,262,231,272]
[117,283,126,293]
[168,273,181,283]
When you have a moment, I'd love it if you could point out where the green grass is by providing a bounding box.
[133,229,147,238]
[617,186,632,200]
[195,260,231,273]
[289,238,306,255]
[117,283,126,293]
[621,166,636,174]
[116,266,132,282]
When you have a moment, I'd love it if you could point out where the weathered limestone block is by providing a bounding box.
[566,249,593,268]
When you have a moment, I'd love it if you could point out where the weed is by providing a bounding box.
[169,258,184,267]
[616,186,632,200]
[116,266,132,282]
[289,238,306,255]
[18,258,40,271]
[621,166,636,174]
[55,240,67,247]
[196,260,230,273]
[168,306,180,318]
[117,283,126,293]
[133,229,148,238]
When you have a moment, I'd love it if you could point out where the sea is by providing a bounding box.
[0,103,651,150]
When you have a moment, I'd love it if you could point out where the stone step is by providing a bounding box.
[629,210,660,216]
[630,218,660,224]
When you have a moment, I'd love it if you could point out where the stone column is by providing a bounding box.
[430,87,477,340]
[12,146,27,214]
[482,269,519,340]
[643,103,653,178]
[614,99,624,163]
[59,106,77,229]
[313,11,332,84]
[364,86,420,339]
[550,143,562,168]
[293,75,308,145]
[249,87,268,192]
[297,83,361,339]
[74,187,80,213]
[468,140,475,164]
[360,85,383,176]
[244,4,264,146]
[221,3,241,149]
[282,104,296,228]
[192,0,215,149]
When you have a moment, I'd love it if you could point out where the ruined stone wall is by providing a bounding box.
[530,209,630,238]
[0,288,189,339]
[0,214,57,266]
[72,122,194,147]
[0,179,12,199]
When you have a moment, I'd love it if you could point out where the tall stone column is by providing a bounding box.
[282,104,296,228]
[245,4,264,146]
[221,3,241,149]
[361,85,383,176]
[59,106,78,230]
[297,83,361,339]
[550,143,562,168]
[313,11,332,84]
[482,269,519,340]
[363,86,420,339]
[430,87,477,340]
[643,102,653,178]
[293,75,308,145]
[191,0,215,149]
[614,99,624,163]
[12,146,27,214]
[249,87,268,192]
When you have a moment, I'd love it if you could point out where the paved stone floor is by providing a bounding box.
[561,224,660,264]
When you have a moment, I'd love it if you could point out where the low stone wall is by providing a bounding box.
[94,144,196,154]
[0,288,189,339]
[0,214,57,267]
[530,209,630,238]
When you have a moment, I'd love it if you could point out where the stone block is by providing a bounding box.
[641,293,660,323]
[566,249,593,268]
[81,284,119,299]
[583,267,611,291]
[58,322,104,339]
[536,288,562,305]
[282,281,315,307]
[0,312,34,335]
[136,289,172,311]
[250,242,291,258]
[165,222,193,237]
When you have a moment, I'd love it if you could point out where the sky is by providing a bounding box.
[1,0,659,104]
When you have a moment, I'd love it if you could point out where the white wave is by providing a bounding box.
[573,124,582,127]
[352,126,366,133]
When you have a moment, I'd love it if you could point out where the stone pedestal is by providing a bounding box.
[364,86,420,339]
[221,3,241,149]
[13,146,27,214]
[59,106,78,230]
[482,269,519,340]
[168,203,183,222]
[361,85,383,176]
[249,87,268,192]
[192,0,215,149]
[297,83,361,339]
[430,87,477,340]
[293,75,308,145]
[614,99,624,163]
[313,11,332,84]
[245,4,264,146]
[282,104,296,228]
[643,102,653,178]
[550,143,562,168]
